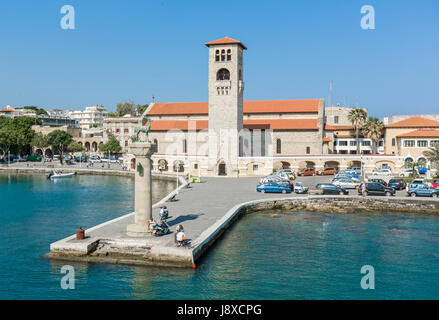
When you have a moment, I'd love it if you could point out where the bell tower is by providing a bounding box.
[205,37,246,176]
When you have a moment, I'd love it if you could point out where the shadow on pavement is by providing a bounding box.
[168,213,205,226]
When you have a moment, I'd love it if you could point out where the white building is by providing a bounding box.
[70,105,107,129]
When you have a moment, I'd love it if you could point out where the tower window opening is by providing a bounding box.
[215,50,220,62]
[227,49,231,61]
[217,68,230,80]
[221,49,226,61]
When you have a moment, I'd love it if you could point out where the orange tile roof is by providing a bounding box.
[205,37,247,50]
[322,137,332,142]
[335,134,358,138]
[149,119,318,131]
[386,116,439,128]
[397,129,439,138]
[325,124,353,130]
[147,99,321,116]
[0,109,14,112]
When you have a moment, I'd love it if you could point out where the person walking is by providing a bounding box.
[361,182,367,197]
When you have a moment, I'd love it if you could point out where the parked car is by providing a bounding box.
[102,156,119,163]
[416,167,427,175]
[432,179,439,190]
[332,178,360,189]
[314,183,349,195]
[407,183,439,198]
[298,168,315,176]
[388,178,406,190]
[317,167,337,175]
[368,178,388,186]
[357,183,395,196]
[372,168,392,176]
[294,182,309,194]
[257,183,292,194]
[89,155,102,163]
[350,167,362,175]
[399,168,415,177]
[26,155,42,162]
[53,155,60,161]
[74,156,86,162]
[334,174,360,183]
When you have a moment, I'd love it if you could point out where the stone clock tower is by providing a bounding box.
[205,37,246,176]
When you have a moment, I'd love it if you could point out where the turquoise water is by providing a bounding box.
[1,173,439,299]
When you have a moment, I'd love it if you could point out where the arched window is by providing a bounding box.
[215,50,220,62]
[216,68,230,81]
[154,139,158,151]
[183,139,187,153]
[221,49,226,62]
[227,49,231,61]
[276,139,281,154]
[306,146,311,154]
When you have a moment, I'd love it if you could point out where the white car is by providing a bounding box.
[89,156,102,163]
[372,168,392,176]
[334,174,360,183]
[294,182,309,194]
[399,169,415,177]
[332,179,360,189]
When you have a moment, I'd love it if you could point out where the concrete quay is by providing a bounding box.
[47,175,439,268]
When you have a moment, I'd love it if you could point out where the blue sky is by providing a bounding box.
[0,0,438,118]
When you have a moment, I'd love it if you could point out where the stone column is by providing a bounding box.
[127,141,157,237]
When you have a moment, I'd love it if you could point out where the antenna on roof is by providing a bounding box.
[329,81,333,107]
[152,95,155,103]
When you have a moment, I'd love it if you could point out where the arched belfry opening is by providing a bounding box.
[216,68,230,81]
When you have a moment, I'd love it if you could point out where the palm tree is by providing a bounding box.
[423,143,439,174]
[405,159,426,178]
[362,117,384,154]
[348,108,368,154]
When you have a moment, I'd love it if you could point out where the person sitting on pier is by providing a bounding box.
[148,219,159,233]
[176,229,187,247]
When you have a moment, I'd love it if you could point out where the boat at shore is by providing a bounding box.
[47,170,75,180]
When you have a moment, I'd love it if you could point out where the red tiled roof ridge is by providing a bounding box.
[148,99,321,115]
[397,129,439,138]
[205,37,247,50]
[386,116,439,128]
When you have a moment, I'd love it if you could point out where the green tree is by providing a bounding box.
[99,131,122,155]
[136,104,148,116]
[405,159,426,178]
[17,106,48,116]
[67,141,85,154]
[31,133,49,160]
[348,108,368,154]
[116,101,135,117]
[0,116,38,157]
[47,130,73,164]
[362,117,384,154]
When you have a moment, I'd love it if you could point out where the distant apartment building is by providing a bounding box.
[70,105,107,129]
[103,115,139,153]
[1,105,78,127]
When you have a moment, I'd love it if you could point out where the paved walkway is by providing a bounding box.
[83,177,297,246]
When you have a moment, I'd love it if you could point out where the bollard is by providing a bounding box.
[76,226,85,240]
